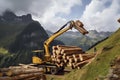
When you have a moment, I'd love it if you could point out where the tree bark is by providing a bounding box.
[0,73,44,80]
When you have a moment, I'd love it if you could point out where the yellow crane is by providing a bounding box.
[32,20,88,74]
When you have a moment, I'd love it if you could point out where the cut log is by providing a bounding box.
[69,58,75,63]
[60,62,64,67]
[0,68,10,72]
[61,48,82,53]
[9,66,23,69]
[73,54,83,61]
[19,63,36,66]
[0,72,8,77]
[7,68,43,77]
[57,45,80,49]
[72,54,79,58]
[56,59,63,63]
[56,55,62,59]
[77,66,81,69]
[79,54,83,61]
[61,50,83,55]
[74,58,81,63]
[13,72,43,80]
[0,73,2,77]
[62,55,67,59]
[52,46,57,50]
[63,53,76,56]
[57,45,82,53]
[64,59,68,63]
[52,50,56,55]
[51,55,54,58]
[68,63,72,67]
[74,59,92,68]
[66,55,73,60]
[82,54,95,60]
[9,64,38,69]
[51,45,93,69]
[0,72,43,80]
[55,50,61,55]
[81,54,95,57]
[0,77,11,80]
[55,63,61,67]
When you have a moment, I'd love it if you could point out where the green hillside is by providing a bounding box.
[0,11,64,68]
[60,28,120,80]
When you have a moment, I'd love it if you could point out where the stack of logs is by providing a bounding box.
[0,64,46,80]
[51,45,96,69]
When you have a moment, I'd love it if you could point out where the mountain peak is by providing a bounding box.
[2,10,16,21]
[21,14,32,22]
[3,10,16,17]
[0,10,33,23]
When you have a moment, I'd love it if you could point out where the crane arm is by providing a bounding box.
[44,20,88,61]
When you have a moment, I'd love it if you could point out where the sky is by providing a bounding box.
[0,0,120,32]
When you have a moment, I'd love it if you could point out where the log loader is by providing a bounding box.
[32,20,88,74]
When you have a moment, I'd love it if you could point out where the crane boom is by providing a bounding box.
[44,20,88,61]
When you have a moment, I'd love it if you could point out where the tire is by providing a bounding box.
[60,66,65,71]
[50,67,58,75]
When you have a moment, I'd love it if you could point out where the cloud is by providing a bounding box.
[81,0,120,32]
[33,0,82,32]
[1,0,119,32]
[0,0,82,32]
[0,0,52,16]
[0,0,12,14]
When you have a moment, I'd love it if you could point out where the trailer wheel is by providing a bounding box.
[50,67,58,75]
[60,66,65,71]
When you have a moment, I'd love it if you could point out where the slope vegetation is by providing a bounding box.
[63,28,120,80]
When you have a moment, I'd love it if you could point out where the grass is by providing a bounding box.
[49,28,120,80]
[46,75,64,80]
[0,48,8,54]
[80,46,120,80]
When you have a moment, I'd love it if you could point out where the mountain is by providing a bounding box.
[87,30,112,39]
[62,28,120,80]
[9,21,48,53]
[46,30,112,51]
[0,11,63,67]
[0,10,33,48]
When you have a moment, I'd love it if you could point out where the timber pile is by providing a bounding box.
[0,64,46,80]
[51,45,96,69]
